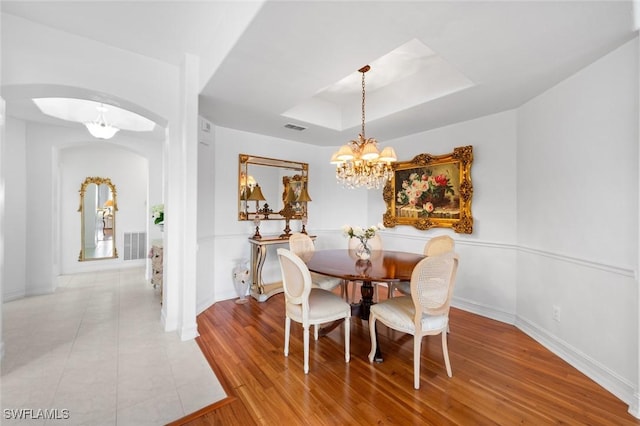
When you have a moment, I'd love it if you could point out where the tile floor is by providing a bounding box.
[1,268,226,425]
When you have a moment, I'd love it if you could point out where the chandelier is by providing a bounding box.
[85,104,120,140]
[330,65,397,189]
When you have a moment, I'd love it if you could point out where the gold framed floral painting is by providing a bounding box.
[382,145,474,233]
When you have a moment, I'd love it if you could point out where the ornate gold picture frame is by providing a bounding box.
[383,145,473,233]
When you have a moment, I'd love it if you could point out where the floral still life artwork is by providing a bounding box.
[396,169,458,217]
[383,146,473,234]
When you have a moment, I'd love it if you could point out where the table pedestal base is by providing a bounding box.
[317,279,382,361]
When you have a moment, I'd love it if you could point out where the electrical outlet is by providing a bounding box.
[552,305,561,322]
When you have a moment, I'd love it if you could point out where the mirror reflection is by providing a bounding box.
[238,154,310,221]
[78,177,118,261]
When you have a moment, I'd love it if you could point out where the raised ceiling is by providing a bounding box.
[2,1,636,146]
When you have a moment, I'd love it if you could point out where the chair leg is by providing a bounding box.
[367,315,377,363]
[303,325,310,374]
[284,316,291,357]
[344,316,350,363]
[413,335,421,389]
[314,324,319,341]
[442,331,452,377]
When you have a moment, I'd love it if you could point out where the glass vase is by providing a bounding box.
[356,241,371,260]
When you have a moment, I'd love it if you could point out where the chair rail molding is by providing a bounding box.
[382,232,635,279]
[518,244,635,279]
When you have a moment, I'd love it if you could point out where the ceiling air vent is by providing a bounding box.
[284,123,306,131]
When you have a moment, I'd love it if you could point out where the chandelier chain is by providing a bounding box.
[330,64,397,189]
[361,69,366,139]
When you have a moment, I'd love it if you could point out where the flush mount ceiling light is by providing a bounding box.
[33,98,157,137]
[330,65,397,189]
[85,104,120,139]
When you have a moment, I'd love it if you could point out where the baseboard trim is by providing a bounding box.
[452,296,516,325]
[515,315,636,410]
[628,392,640,419]
[452,297,637,417]
[179,323,200,341]
[2,289,27,302]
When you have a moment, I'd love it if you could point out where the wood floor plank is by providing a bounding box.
[171,291,640,425]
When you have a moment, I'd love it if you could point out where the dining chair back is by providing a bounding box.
[289,233,346,301]
[424,235,455,256]
[368,252,459,389]
[288,232,315,257]
[277,248,351,374]
[391,235,456,297]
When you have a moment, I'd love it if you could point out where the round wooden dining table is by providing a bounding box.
[305,249,425,321]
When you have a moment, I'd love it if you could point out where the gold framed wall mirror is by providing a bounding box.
[238,154,310,222]
[78,176,118,261]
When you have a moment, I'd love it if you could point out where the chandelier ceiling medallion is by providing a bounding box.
[330,65,397,189]
[85,104,120,140]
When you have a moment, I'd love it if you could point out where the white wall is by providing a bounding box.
[201,36,638,409]
[374,110,519,322]
[2,119,163,298]
[59,144,148,274]
[196,117,216,312]
[0,12,197,335]
[516,37,638,406]
[2,118,26,301]
[206,110,519,323]
[1,14,178,124]
[2,5,637,412]
[209,127,342,302]
[208,126,368,303]
[0,92,5,359]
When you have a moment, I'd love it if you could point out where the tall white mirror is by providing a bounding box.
[78,176,118,261]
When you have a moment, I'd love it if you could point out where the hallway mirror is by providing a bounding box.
[78,177,118,261]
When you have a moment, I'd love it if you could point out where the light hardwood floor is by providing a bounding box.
[172,285,640,425]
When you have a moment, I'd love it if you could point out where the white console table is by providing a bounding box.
[248,235,315,302]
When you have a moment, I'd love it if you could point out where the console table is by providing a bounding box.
[248,235,315,302]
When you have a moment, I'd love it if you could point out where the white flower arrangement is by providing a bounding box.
[342,223,385,244]
[151,204,164,225]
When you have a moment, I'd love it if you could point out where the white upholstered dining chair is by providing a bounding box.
[289,233,346,298]
[368,252,459,389]
[277,248,351,374]
[390,235,455,297]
